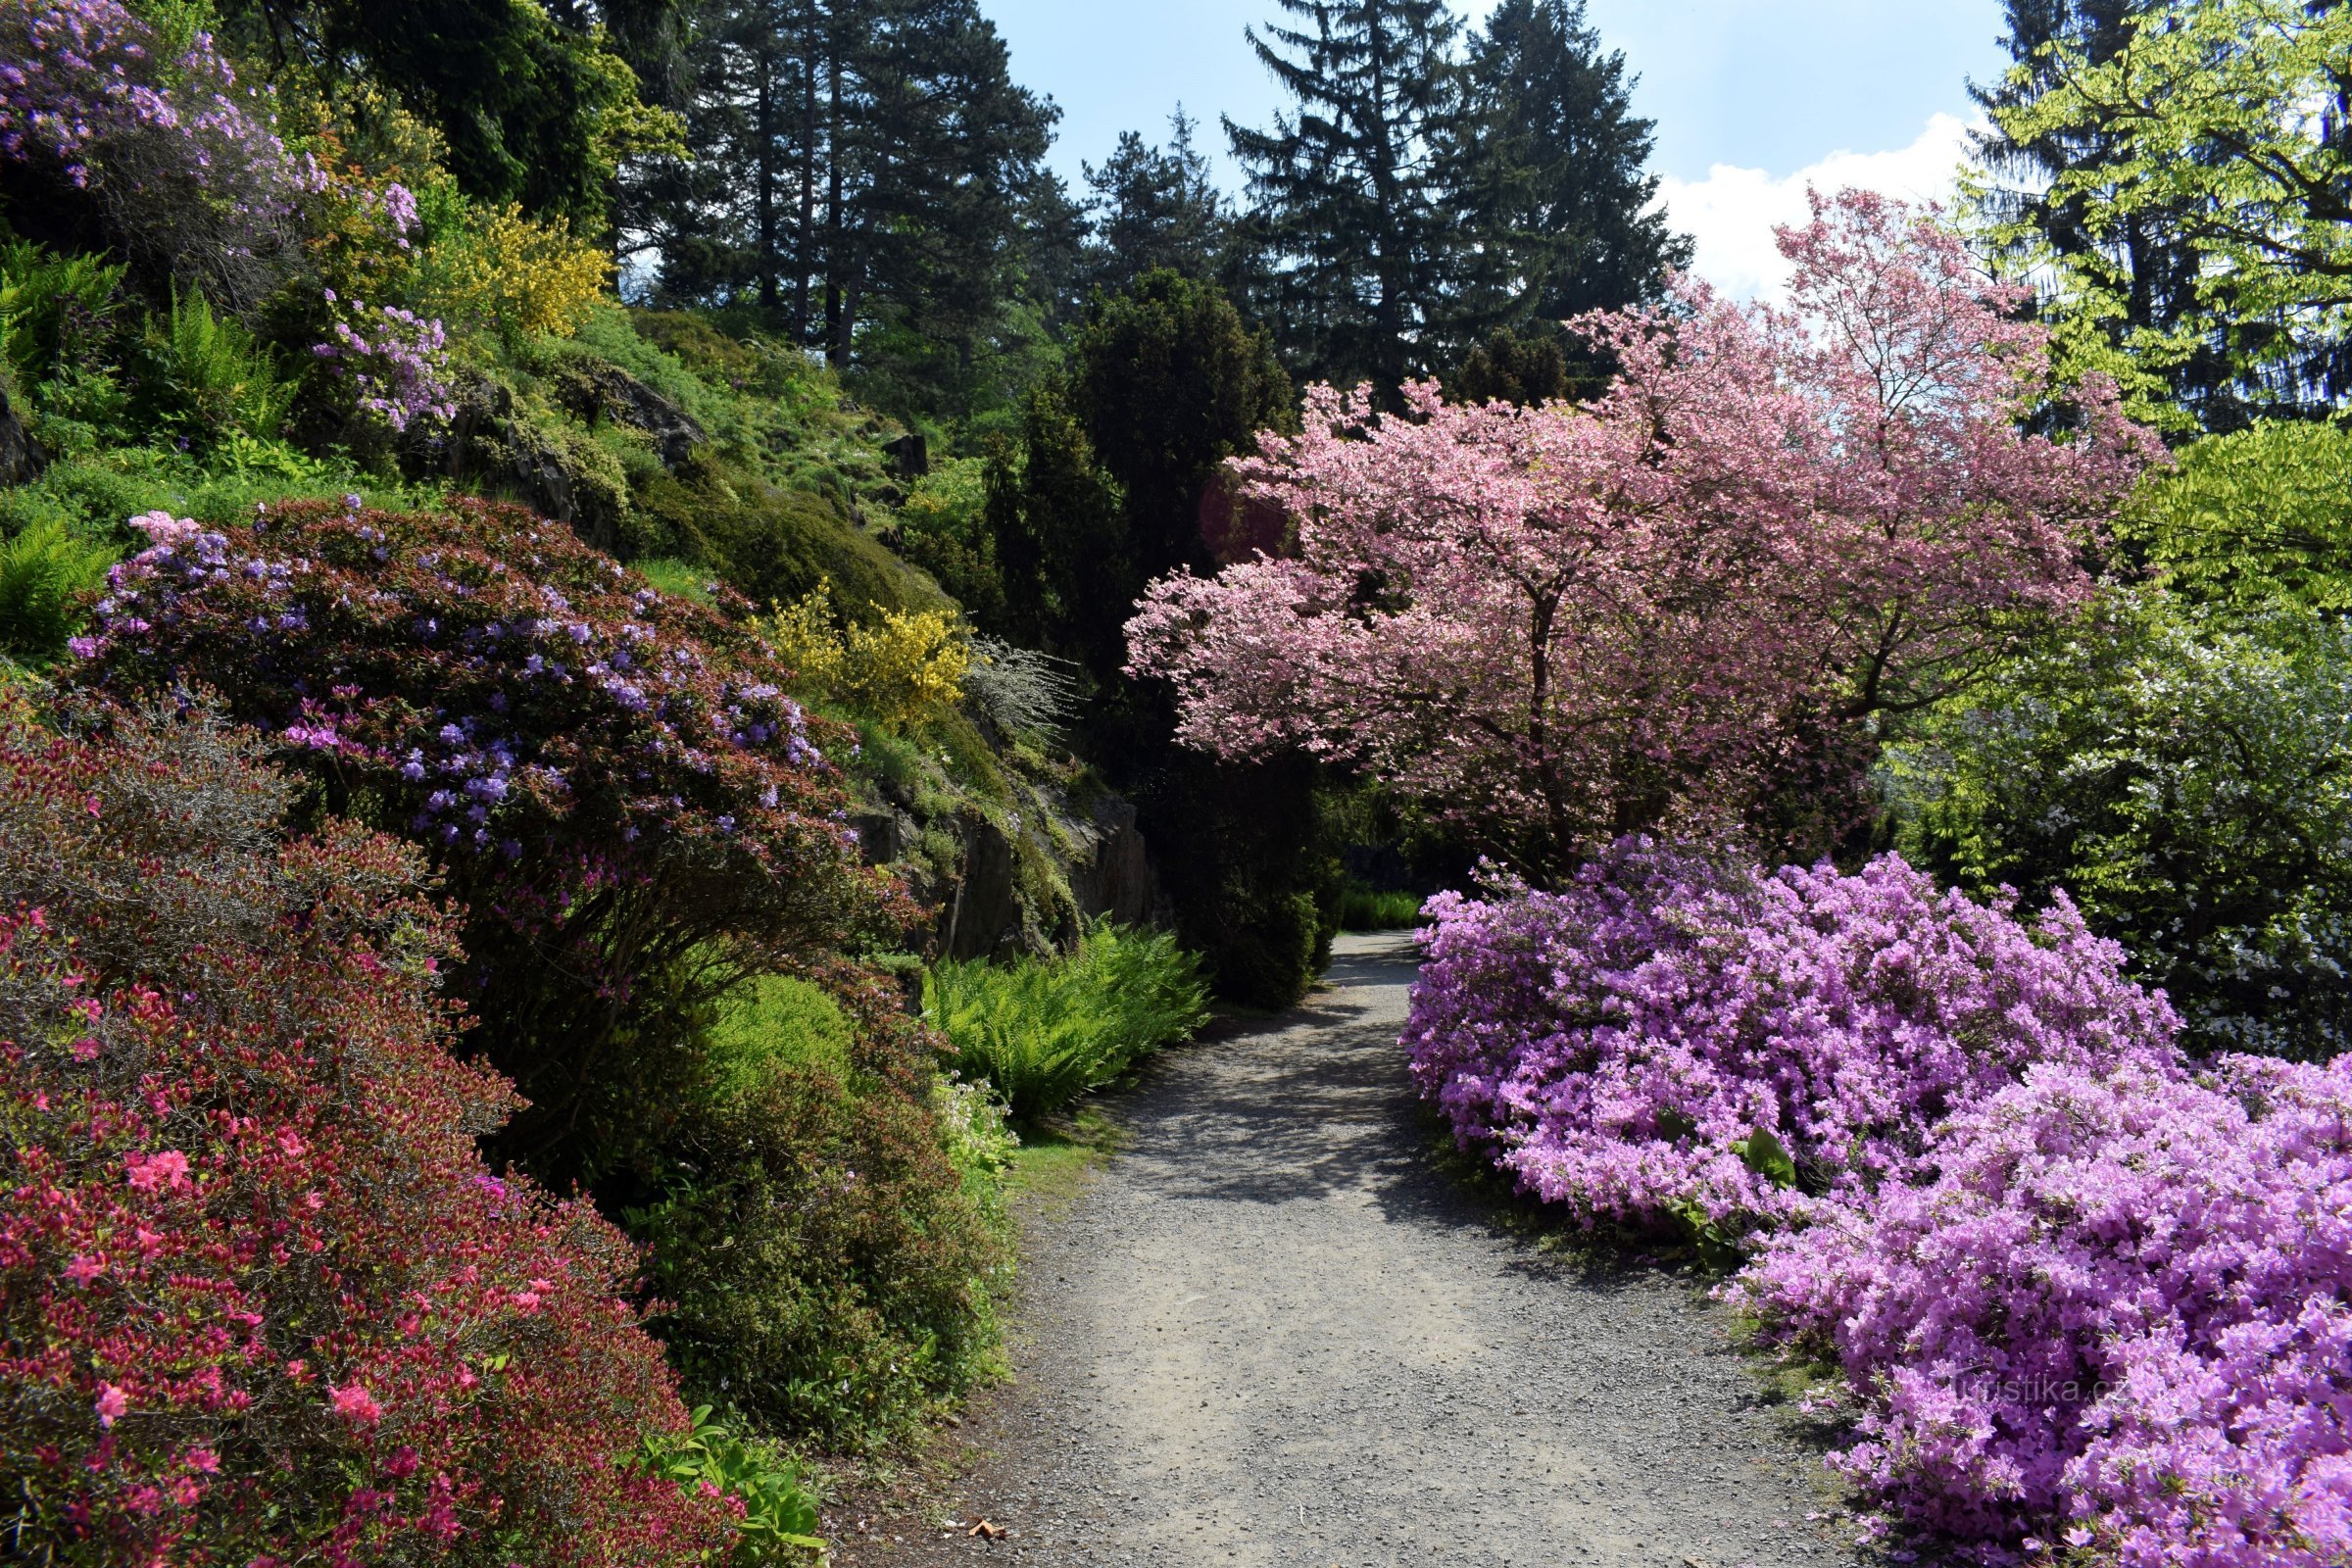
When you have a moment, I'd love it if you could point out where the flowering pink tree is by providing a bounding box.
[1126,191,2161,870]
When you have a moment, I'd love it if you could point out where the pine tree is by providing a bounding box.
[1226,0,1463,389]
[1083,111,1228,296]
[1449,0,1687,335]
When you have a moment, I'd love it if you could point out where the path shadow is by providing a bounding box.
[1090,935,1668,1301]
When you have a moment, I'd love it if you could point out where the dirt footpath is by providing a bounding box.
[828,933,1868,1568]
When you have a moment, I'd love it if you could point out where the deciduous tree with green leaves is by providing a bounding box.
[1976,0,2352,427]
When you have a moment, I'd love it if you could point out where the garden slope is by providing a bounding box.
[833,935,1864,1568]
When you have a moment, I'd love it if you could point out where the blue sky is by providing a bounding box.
[976,0,2016,295]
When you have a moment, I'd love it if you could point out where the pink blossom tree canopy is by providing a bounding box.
[1125,190,2162,871]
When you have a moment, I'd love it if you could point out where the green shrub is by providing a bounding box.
[1337,886,1425,931]
[638,1408,825,1564]
[0,517,113,662]
[0,448,403,546]
[0,242,133,454]
[141,285,292,449]
[925,919,1211,1121]
[1885,590,2352,1060]
[632,968,1008,1453]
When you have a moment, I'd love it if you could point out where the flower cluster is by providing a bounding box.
[0,0,304,303]
[311,292,457,432]
[66,498,904,1178]
[1410,840,2352,1559]
[758,576,971,730]
[1735,1055,2352,1566]
[0,0,289,196]
[1405,843,2178,1238]
[0,695,738,1565]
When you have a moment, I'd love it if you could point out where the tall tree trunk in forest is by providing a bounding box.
[755,40,778,309]
[792,0,819,341]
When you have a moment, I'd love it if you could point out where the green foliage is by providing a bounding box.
[215,0,667,227]
[1337,886,1425,932]
[1450,0,1690,330]
[0,447,409,543]
[0,517,112,662]
[637,1408,825,1563]
[0,243,126,388]
[925,919,1211,1121]
[703,972,856,1102]
[1885,591,2352,1061]
[633,1020,1010,1450]
[1971,0,2352,425]
[893,456,1004,624]
[634,556,720,606]
[142,286,292,449]
[1227,0,1465,387]
[2119,422,2352,612]
[0,242,133,454]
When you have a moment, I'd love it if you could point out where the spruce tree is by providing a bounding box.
[1226,0,1463,389]
[645,0,1054,409]
[1083,111,1229,296]
[1449,0,1688,334]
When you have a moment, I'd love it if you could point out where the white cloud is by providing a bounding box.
[1654,112,1982,300]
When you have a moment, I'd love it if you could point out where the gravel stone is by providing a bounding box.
[830,934,1864,1568]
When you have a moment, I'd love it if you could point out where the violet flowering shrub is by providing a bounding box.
[66,498,908,1188]
[0,695,739,1566]
[1128,190,2161,875]
[1403,842,2180,1243]
[1734,1054,2352,1566]
[0,0,308,307]
[310,292,457,433]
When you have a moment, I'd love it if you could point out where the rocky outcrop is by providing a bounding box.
[552,363,707,471]
[1069,795,1160,928]
[0,385,47,486]
[437,369,628,552]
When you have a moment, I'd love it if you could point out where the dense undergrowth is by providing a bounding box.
[926,920,1212,1121]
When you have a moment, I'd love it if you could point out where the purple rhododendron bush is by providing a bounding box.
[63,497,906,1186]
[1734,1055,2352,1567]
[1404,842,2178,1239]
[1408,841,2352,1560]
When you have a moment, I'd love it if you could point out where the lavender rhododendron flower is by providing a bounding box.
[1404,840,2177,1237]
[1735,1054,2352,1565]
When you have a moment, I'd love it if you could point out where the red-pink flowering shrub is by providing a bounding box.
[1403,842,2179,1241]
[0,696,736,1566]
[1128,191,2160,871]
[65,497,904,1184]
[1735,1054,2352,1566]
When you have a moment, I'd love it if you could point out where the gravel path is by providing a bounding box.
[831,933,1868,1568]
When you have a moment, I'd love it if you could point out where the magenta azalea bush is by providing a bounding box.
[1404,842,2177,1238]
[1735,1055,2352,1566]
[1410,840,2352,1560]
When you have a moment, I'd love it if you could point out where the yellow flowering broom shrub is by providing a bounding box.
[424,202,611,339]
[759,578,969,729]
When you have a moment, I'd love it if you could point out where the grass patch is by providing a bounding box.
[1004,1104,1123,1208]
[1337,885,1426,932]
